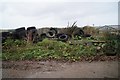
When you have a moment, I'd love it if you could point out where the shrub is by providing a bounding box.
[102,32,119,56]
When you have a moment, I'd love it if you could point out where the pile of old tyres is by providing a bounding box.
[39,27,91,42]
[1,27,26,43]
[1,26,40,43]
[39,27,71,42]
[1,26,92,43]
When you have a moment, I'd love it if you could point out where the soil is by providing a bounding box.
[2,58,119,78]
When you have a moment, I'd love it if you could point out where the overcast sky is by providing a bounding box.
[0,0,119,29]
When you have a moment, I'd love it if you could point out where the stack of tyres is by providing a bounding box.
[1,32,11,43]
[13,27,26,40]
[27,27,39,43]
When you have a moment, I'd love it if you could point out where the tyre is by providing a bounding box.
[83,34,91,37]
[56,33,63,38]
[58,34,69,42]
[40,33,47,40]
[1,32,10,43]
[13,30,26,40]
[13,27,26,40]
[46,31,56,38]
[73,29,84,38]
[2,32,10,38]
[15,27,25,32]
[27,27,36,31]
[27,27,39,42]
[49,28,58,34]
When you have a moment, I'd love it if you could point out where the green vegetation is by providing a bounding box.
[1,26,119,61]
[2,38,99,61]
[102,32,120,56]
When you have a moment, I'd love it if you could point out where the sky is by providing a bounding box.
[0,0,119,29]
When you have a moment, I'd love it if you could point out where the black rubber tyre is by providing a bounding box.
[15,27,25,32]
[1,32,10,38]
[46,31,56,38]
[73,29,84,38]
[27,27,37,34]
[27,27,36,31]
[1,32,11,43]
[40,33,47,40]
[58,34,69,42]
[83,34,91,37]
[14,27,26,39]
[56,33,63,38]
[49,28,58,34]
[27,26,39,43]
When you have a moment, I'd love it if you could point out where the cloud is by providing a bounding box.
[0,2,118,29]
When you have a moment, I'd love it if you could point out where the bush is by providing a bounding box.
[2,39,27,53]
[102,32,119,56]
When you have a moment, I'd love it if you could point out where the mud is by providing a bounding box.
[2,60,119,78]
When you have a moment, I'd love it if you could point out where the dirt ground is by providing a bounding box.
[2,60,119,78]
